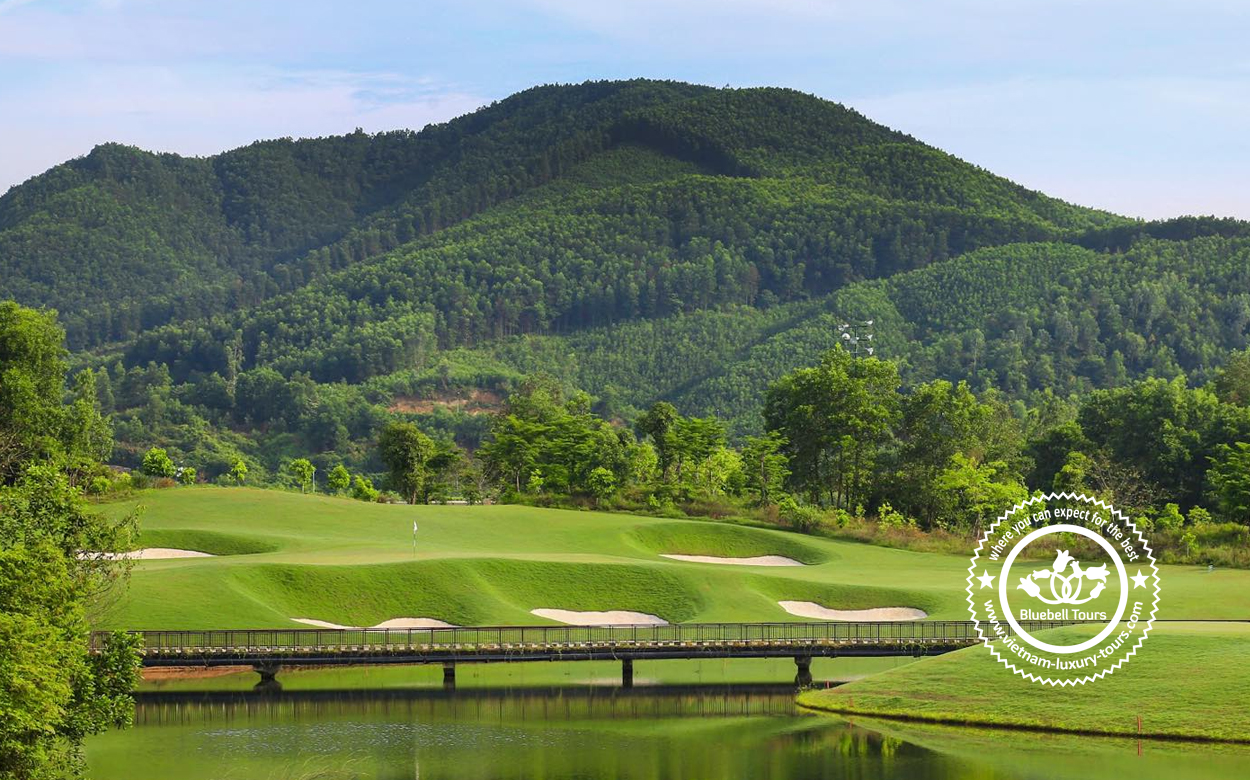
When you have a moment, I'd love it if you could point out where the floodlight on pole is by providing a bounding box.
[836,319,877,357]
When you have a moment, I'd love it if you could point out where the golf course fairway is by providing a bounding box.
[95,487,1249,629]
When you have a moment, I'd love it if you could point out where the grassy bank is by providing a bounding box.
[799,622,1250,742]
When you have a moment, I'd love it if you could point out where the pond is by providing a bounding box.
[86,660,1250,780]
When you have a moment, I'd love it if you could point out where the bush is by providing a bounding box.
[351,475,379,502]
[877,501,915,530]
[827,508,853,528]
[141,447,176,478]
[1154,503,1184,532]
[778,496,822,533]
[326,464,351,494]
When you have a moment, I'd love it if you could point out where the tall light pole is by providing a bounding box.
[838,319,876,357]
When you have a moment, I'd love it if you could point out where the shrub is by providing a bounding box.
[877,501,915,530]
[778,496,822,533]
[827,508,853,528]
[351,475,379,502]
[1154,503,1184,532]
[141,447,176,478]
[326,464,351,494]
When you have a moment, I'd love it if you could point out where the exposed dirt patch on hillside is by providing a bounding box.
[389,389,503,415]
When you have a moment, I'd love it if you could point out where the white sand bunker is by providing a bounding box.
[79,548,214,560]
[531,609,668,626]
[778,601,927,621]
[292,617,456,630]
[661,554,804,567]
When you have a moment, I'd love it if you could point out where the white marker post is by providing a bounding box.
[412,520,418,558]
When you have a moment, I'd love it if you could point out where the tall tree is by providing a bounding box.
[742,431,790,505]
[635,402,679,480]
[288,459,316,494]
[764,347,900,510]
[0,303,140,780]
[1214,349,1250,407]
[1207,442,1250,524]
[378,421,436,505]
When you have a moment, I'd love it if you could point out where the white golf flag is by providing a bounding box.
[413,521,419,534]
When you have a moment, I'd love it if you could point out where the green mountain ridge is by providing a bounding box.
[2,79,1109,351]
[1,78,1248,476]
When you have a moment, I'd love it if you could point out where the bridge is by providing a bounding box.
[92,620,1077,688]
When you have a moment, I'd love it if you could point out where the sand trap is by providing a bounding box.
[79,548,214,560]
[291,617,455,630]
[661,553,804,567]
[531,609,668,626]
[778,601,927,621]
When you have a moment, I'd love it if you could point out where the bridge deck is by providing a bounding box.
[93,620,1075,667]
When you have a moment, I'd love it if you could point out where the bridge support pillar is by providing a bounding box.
[622,658,634,688]
[794,656,813,687]
[442,662,456,689]
[253,662,282,692]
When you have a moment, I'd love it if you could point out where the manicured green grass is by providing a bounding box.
[632,521,829,563]
[94,487,1250,629]
[798,622,1250,742]
[134,527,280,555]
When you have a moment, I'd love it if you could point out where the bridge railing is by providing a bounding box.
[91,620,1078,656]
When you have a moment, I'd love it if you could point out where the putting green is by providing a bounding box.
[94,487,1250,629]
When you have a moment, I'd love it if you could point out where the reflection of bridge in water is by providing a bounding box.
[133,683,805,725]
[95,620,1084,688]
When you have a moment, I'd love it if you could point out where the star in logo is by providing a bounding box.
[977,570,995,589]
[1131,570,1149,589]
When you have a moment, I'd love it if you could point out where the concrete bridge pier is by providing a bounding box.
[794,656,813,687]
[253,662,282,692]
[622,658,634,688]
[443,661,456,689]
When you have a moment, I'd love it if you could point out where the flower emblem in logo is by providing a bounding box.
[1017,550,1110,605]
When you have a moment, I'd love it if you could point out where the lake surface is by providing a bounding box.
[86,662,1250,780]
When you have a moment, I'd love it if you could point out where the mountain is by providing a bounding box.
[1,79,1247,477]
[2,79,1111,351]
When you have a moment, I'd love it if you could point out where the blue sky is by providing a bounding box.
[2,0,1248,218]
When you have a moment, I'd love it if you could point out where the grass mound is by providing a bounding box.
[632,521,828,564]
[799,622,1250,742]
[749,576,941,616]
[115,557,706,629]
[134,528,280,556]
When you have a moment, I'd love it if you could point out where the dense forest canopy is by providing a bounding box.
[0,78,1248,488]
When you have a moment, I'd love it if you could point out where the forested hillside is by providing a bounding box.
[2,79,1248,481]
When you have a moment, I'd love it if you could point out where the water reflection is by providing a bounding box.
[86,685,1250,780]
